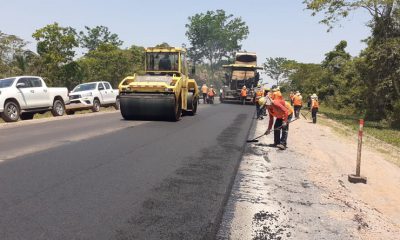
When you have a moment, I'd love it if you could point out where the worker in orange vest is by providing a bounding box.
[293,91,303,118]
[201,84,208,104]
[285,101,294,118]
[207,85,216,104]
[259,96,290,150]
[253,84,264,119]
[240,86,247,105]
[271,85,283,100]
[311,93,319,123]
[289,91,295,106]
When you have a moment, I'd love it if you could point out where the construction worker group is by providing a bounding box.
[256,86,319,150]
[203,83,320,150]
[201,83,216,104]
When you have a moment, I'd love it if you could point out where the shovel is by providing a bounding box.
[246,118,299,143]
[301,111,308,120]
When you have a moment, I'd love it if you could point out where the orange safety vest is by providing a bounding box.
[255,89,263,100]
[241,89,247,97]
[285,101,294,115]
[312,99,319,109]
[201,85,208,94]
[293,95,303,106]
[272,91,283,100]
[268,99,288,119]
[256,89,264,97]
[208,88,215,97]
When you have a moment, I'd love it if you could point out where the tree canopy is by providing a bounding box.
[0,31,30,77]
[303,0,399,34]
[33,23,78,64]
[79,26,123,52]
[185,9,249,83]
[286,0,400,126]
[263,57,293,86]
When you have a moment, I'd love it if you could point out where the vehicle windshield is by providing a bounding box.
[72,83,97,92]
[146,52,179,71]
[0,78,15,88]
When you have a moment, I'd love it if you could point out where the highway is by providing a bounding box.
[0,103,254,239]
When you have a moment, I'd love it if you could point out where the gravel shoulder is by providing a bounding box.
[217,115,400,239]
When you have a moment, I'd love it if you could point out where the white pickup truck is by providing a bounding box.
[0,76,69,122]
[66,81,119,114]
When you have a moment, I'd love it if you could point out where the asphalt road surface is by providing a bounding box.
[0,103,254,240]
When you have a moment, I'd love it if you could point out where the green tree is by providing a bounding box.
[303,0,399,35]
[285,62,330,97]
[78,44,131,87]
[126,45,145,74]
[79,26,123,52]
[304,0,400,125]
[32,22,79,86]
[185,9,249,83]
[263,57,292,86]
[12,50,38,75]
[322,40,351,73]
[155,42,171,48]
[357,38,400,121]
[0,31,28,77]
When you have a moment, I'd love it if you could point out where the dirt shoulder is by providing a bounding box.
[217,115,400,239]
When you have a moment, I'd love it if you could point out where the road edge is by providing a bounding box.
[209,110,257,239]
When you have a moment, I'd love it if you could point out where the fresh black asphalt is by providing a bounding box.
[0,103,255,239]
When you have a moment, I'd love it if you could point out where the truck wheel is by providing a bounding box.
[1,101,20,122]
[92,99,100,112]
[51,99,65,117]
[20,112,35,120]
[114,98,120,110]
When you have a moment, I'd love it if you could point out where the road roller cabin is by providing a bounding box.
[118,47,199,121]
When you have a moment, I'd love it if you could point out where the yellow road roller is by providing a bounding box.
[118,47,199,121]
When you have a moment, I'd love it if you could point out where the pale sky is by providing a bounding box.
[1,0,371,66]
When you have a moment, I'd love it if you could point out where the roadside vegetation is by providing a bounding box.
[264,1,400,133]
[318,104,400,148]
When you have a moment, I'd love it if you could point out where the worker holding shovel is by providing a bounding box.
[311,93,319,123]
[259,96,291,150]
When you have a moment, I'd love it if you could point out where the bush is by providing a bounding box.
[387,100,400,128]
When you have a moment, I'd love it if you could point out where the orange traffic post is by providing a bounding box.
[348,119,367,184]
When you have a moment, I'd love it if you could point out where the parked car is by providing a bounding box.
[0,76,69,122]
[66,81,119,114]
